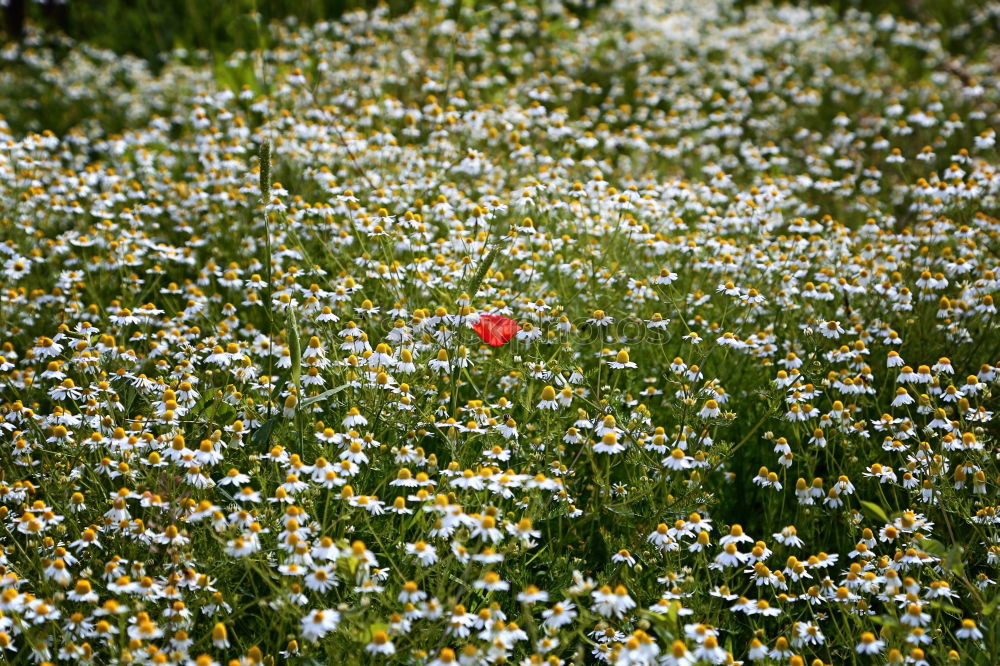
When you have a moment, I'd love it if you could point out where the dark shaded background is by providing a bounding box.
[5,0,998,62]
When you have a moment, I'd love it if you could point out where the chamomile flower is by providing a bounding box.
[300,609,340,641]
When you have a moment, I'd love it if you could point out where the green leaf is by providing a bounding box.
[300,383,351,407]
[919,538,947,557]
[666,599,678,625]
[871,614,899,628]
[982,597,998,616]
[251,417,279,450]
[929,600,963,615]
[357,622,389,644]
[942,544,966,577]
[859,500,889,523]
[287,308,301,390]
[192,389,221,415]
[189,389,236,423]
[208,401,236,423]
[638,609,669,625]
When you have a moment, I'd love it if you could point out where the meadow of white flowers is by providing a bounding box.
[0,0,999,663]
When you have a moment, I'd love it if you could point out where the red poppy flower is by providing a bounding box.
[471,314,520,347]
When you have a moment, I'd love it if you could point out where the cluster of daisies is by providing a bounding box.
[0,0,999,663]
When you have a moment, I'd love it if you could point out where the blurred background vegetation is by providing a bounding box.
[5,0,997,63]
[1,0,997,139]
[4,0,415,65]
